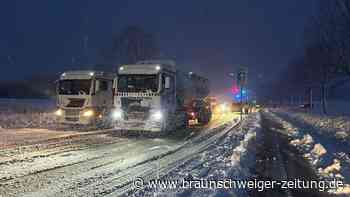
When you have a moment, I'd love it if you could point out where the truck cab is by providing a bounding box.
[55,70,116,125]
[112,60,186,132]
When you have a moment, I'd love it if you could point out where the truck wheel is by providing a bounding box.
[204,116,210,124]
[205,115,210,124]
[197,116,203,124]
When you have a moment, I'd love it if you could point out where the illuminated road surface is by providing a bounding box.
[0,112,240,197]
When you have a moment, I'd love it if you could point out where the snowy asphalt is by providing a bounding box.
[1,111,348,196]
[0,113,242,197]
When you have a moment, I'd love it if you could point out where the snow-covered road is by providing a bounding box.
[3,110,347,197]
[0,113,250,197]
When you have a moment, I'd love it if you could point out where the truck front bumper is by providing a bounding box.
[57,115,95,125]
[114,120,162,132]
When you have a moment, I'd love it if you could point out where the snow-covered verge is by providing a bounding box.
[268,110,350,196]
[135,113,260,197]
[0,98,55,113]
[309,100,350,116]
[281,109,350,143]
[0,98,57,129]
[0,112,57,129]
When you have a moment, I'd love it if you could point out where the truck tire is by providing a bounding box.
[197,114,204,124]
[198,111,211,125]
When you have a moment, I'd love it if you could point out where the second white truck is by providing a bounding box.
[111,60,211,133]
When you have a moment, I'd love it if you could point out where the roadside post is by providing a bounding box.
[237,67,248,121]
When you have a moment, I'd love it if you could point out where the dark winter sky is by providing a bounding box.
[0,0,316,98]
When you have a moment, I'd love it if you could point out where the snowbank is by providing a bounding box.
[0,98,57,129]
[0,98,55,113]
[293,111,349,142]
[0,112,58,129]
[269,111,350,196]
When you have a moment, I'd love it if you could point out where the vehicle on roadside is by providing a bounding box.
[206,96,219,109]
[111,60,211,133]
[231,102,252,114]
[187,98,212,125]
[54,70,116,125]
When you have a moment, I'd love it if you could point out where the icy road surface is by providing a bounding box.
[0,112,245,197]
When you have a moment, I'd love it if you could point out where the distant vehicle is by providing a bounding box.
[206,96,219,109]
[231,102,241,113]
[231,102,251,114]
[111,60,211,133]
[187,98,212,125]
[54,70,116,125]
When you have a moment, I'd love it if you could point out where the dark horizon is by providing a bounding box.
[1,0,317,98]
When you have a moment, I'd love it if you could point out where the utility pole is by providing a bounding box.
[237,66,248,121]
[240,84,243,120]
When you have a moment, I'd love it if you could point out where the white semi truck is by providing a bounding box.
[55,70,116,125]
[111,60,211,133]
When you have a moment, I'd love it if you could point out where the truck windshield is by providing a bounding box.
[118,75,158,92]
[58,80,91,95]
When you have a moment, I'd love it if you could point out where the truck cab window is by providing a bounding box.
[99,80,108,91]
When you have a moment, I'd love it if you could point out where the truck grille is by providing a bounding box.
[65,109,80,117]
[127,112,148,120]
[65,117,79,122]
[66,98,85,107]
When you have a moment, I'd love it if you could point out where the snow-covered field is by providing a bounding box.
[0,98,56,129]
[283,109,350,142]
[0,98,55,113]
[268,109,350,195]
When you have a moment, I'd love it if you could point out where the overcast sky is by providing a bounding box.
[0,0,317,98]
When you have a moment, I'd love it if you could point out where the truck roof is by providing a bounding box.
[60,70,116,80]
[119,60,176,75]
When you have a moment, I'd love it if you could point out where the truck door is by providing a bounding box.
[94,79,113,110]
[162,74,176,113]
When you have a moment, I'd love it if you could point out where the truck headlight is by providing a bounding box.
[151,110,162,120]
[112,109,123,120]
[54,109,63,116]
[82,109,94,117]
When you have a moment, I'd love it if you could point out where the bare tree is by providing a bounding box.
[300,0,350,114]
[265,0,350,110]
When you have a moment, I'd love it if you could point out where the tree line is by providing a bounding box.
[0,25,160,98]
[271,0,350,114]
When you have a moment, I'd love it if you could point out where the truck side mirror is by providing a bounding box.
[165,77,170,89]
[95,80,100,93]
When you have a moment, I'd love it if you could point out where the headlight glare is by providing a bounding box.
[151,110,162,120]
[83,110,94,117]
[112,109,123,120]
[54,109,63,116]
[220,103,228,112]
